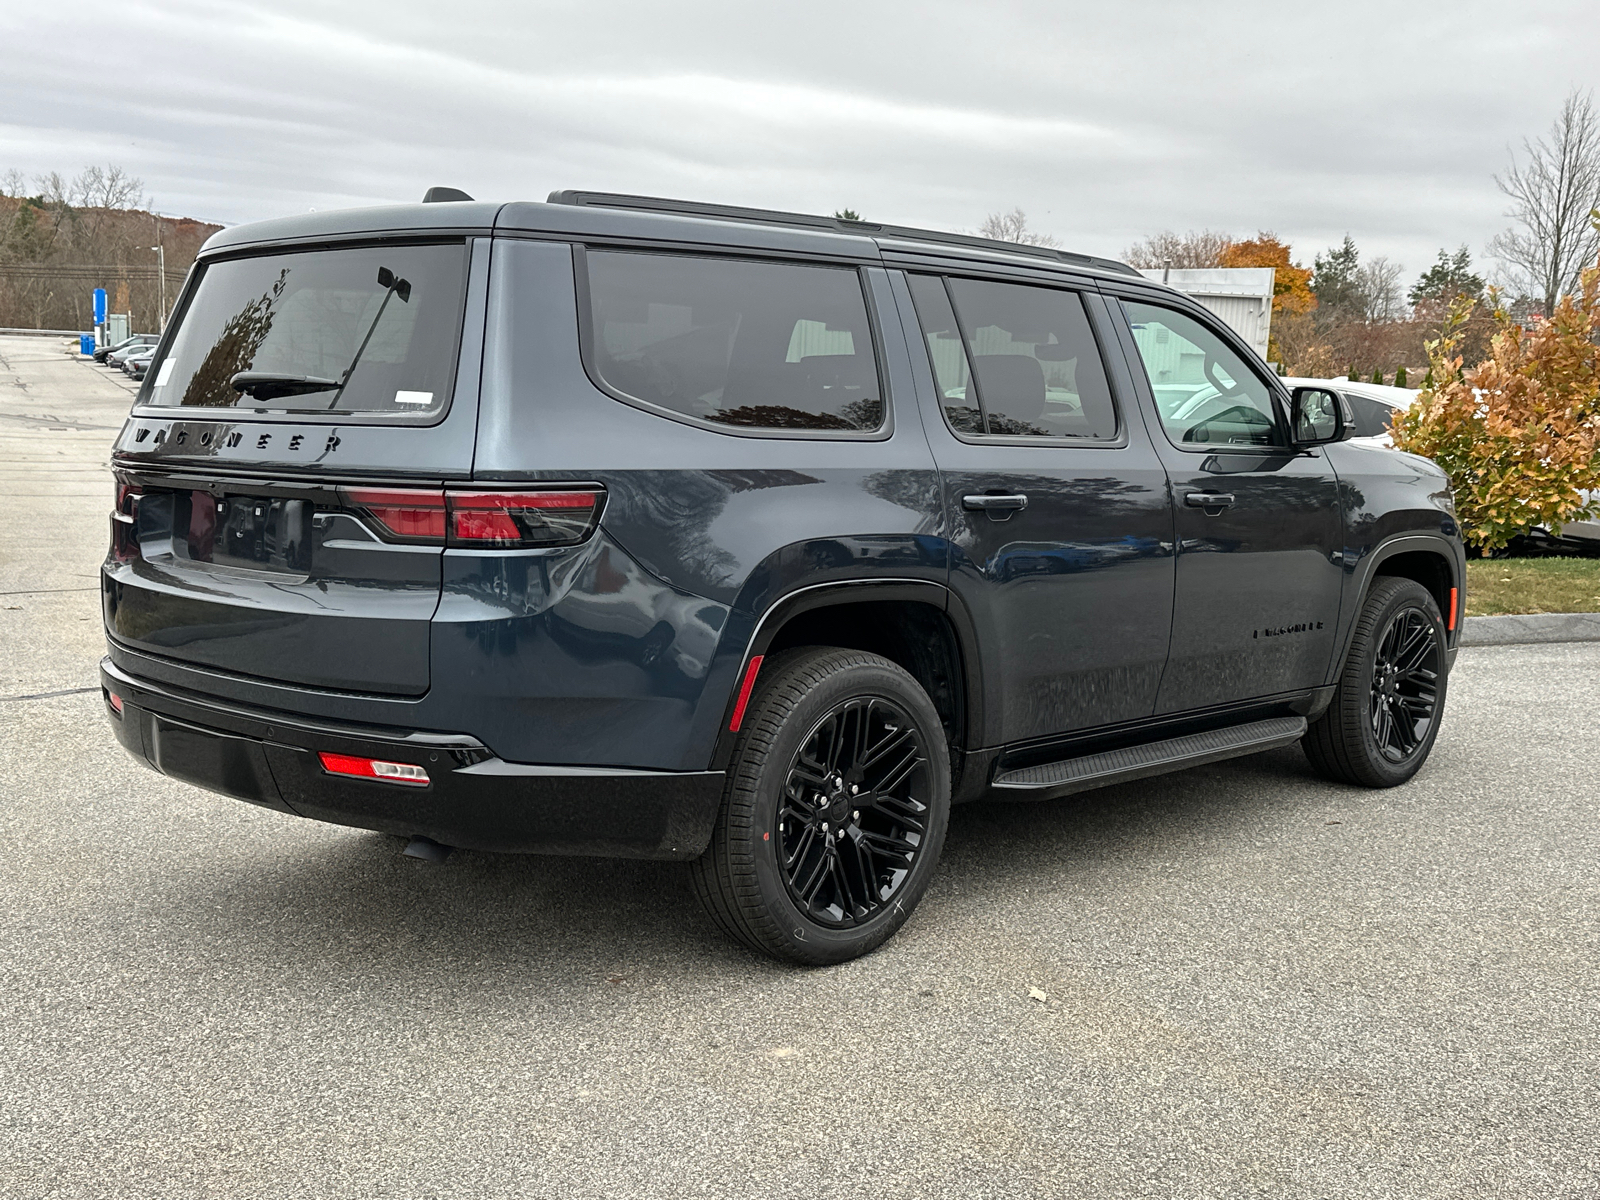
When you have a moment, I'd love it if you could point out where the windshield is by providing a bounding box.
[139,242,468,417]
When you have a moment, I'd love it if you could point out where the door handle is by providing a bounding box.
[1183,491,1235,511]
[963,493,1029,520]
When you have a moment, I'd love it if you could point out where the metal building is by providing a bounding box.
[1137,267,1276,364]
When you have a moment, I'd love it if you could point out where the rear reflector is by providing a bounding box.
[447,489,603,548]
[728,654,764,732]
[318,751,431,786]
[107,691,124,716]
[1448,586,1459,631]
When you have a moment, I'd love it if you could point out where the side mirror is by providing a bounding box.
[1290,386,1350,446]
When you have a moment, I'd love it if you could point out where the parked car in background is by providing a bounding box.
[125,348,157,380]
[107,341,157,370]
[95,334,159,364]
[1282,377,1418,448]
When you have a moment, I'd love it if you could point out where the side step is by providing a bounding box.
[991,715,1308,800]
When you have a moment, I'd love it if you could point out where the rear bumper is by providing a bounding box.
[99,658,724,860]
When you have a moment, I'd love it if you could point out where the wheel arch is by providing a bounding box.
[1332,535,1462,681]
[709,580,983,778]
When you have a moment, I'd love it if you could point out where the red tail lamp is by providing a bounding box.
[337,486,603,548]
[318,752,430,786]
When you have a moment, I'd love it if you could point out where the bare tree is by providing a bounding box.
[1490,88,1600,316]
[979,208,1059,248]
[1356,256,1405,322]
[0,168,25,198]
[1122,229,1232,269]
[72,165,147,211]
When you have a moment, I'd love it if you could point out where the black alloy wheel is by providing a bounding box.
[689,646,951,965]
[778,697,931,928]
[1368,606,1441,763]
[1304,576,1449,787]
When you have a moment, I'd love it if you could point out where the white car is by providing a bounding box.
[1282,376,1418,449]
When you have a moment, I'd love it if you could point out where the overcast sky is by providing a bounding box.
[4,0,1597,285]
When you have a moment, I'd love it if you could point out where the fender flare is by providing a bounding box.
[707,578,984,771]
[1330,533,1464,681]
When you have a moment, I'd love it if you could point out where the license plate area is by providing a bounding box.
[178,489,315,573]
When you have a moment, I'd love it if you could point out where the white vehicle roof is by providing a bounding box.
[1282,376,1421,410]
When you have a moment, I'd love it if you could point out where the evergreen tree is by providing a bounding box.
[833,209,863,222]
[1371,367,1385,384]
[1313,236,1363,315]
[1395,366,1408,387]
[1408,246,1485,307]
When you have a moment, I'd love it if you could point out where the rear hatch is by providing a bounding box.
[104,234,488,696]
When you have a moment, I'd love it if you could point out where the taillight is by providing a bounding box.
[447,489,602,548]
[106,691,124,717]
[338,487,447,543]
[318,752,430,786]
[337,486,603,548]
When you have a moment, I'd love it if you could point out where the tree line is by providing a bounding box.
[0,166,220,332]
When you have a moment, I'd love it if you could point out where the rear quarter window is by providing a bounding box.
[581,250,884,434]
[140,241,468,419]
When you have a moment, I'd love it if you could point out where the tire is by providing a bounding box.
[1303,577,1448,787]
[689,647,951,965]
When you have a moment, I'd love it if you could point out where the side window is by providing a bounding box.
[1123,301,1282,447]
[583,250,883,432]
[1346,393,1396,438]
[907,274,1118,440]
[906,274,982,433]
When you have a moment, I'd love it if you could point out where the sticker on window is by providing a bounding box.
[153,359,176,387]
[393,390,433,406]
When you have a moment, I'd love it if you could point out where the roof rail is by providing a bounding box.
[545,190,1141,277]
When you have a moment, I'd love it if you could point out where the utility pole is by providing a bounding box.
[149,244,166,332]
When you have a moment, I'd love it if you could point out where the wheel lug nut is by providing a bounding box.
[852,810,859,820]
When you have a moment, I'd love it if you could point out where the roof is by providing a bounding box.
[199,190,1144,285]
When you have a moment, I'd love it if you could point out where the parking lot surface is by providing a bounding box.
[2,334,1597,1199]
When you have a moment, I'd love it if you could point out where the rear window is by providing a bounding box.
[140,242,468,417]
[582,250,883,433]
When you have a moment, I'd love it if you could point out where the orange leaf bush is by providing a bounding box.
[1391,260,1600,552]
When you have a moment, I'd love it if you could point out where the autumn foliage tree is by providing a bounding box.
[1391,253,1600,552]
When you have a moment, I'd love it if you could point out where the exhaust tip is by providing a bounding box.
[402,835,452,863]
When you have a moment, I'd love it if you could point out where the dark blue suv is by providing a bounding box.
[101,191,1464,962]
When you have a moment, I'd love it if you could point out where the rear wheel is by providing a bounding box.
[1303,577,1448,787]
[689,647,951,965]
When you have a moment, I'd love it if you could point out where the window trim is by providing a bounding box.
[128,236,475,428]
[1116,295,1292,453]
[571,244,894,441]
[905,271,1127,449]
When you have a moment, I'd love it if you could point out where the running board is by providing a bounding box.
[990,715,1308,799]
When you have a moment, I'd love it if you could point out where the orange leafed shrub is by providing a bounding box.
[1391,260,1600,551]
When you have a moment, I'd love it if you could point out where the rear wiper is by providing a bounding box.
[230,372,341,401]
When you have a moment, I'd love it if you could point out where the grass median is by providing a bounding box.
[1465,558,1600,616]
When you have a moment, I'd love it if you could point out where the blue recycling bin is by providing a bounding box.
[80,334,96,356]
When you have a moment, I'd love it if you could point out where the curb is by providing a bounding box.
[1460,612,1600,646]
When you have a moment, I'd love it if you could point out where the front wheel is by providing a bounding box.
[1303,577,1448,787]
[689,647,951,965]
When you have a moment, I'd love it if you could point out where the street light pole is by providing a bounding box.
[149,244,166,333]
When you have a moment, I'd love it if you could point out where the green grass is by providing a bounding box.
[1464,558,1600,616]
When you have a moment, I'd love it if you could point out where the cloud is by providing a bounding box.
[2,0,1596,280]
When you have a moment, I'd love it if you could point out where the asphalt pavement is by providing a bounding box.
[2,334,1597,1199]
